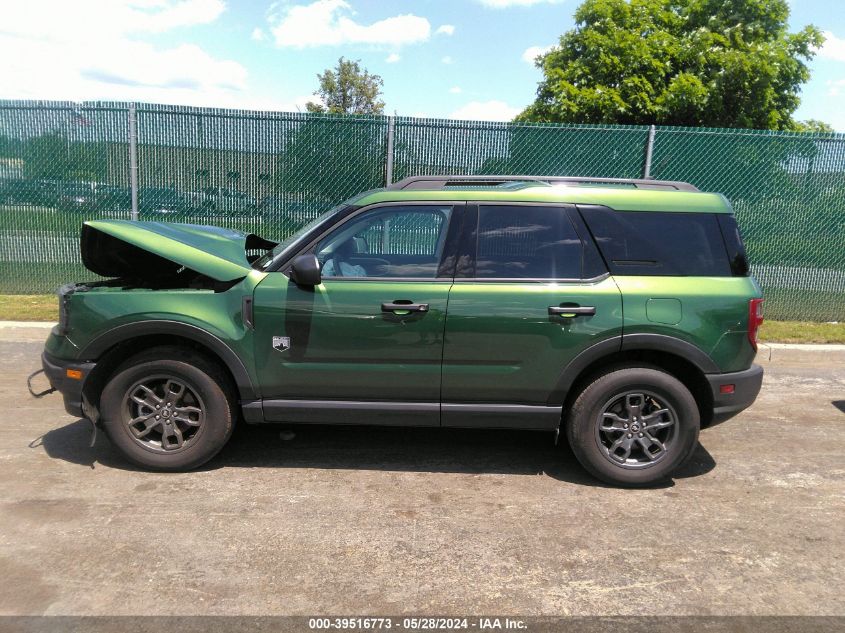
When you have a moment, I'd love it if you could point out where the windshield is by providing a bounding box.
[252,203,351,271]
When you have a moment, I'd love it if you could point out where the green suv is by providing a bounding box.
[35,175,764,486]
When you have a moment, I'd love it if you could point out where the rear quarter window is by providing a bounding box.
[579,206,733,277]
[716,214,750,276]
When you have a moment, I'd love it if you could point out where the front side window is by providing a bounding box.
[314,205,453,279]
[253,203,351,271]
[473,205,584,279]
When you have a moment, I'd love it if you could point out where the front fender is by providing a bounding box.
[79,319,259,400]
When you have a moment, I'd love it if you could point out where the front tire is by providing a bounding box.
[566,367,700,487]
[100,347,235,471]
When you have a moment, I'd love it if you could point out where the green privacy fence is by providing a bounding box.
[0,100,843,321]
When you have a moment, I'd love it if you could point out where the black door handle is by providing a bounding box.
[382,302,429,313]
[548,306,596,317]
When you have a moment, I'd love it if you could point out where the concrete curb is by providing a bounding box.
[0,321,56,329]
[755,342,845,364]
[762,342,845,351]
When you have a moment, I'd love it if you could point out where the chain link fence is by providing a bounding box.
[0,100,842,321]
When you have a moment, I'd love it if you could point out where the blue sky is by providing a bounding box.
[1,0,844,128]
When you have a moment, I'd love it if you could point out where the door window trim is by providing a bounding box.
[281,200,466,283]
[453,201,610,283]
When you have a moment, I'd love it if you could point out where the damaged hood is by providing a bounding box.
[81,220,277,282]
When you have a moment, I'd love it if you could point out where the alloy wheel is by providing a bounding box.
[595,391,677,469]
[122,375,205,452]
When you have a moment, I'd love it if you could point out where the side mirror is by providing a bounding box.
[289,253,322,286]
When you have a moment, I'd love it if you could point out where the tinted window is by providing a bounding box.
[358,210,447,256]
[314,205,452,279]
[581,207,732,277]
[717,214,750,276]
[474,205,583,279]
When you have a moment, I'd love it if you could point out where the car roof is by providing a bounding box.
[355,183,732,214]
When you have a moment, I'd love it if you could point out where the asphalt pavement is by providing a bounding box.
[1,326,843,616]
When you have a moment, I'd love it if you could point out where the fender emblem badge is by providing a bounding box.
[272,336,291,352]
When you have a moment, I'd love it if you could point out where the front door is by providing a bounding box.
[441,203,623,428]
[253,203,459,425]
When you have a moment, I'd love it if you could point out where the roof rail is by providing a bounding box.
[387,175,700,193]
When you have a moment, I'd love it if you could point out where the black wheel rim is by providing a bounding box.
[122,375,206,452]
[594,391,677,469]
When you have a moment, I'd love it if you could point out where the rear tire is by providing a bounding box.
[100,347,235,471]
[566,366,699,487]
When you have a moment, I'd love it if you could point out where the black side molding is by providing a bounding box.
[258,400,562,430]
[240,400,264,424]
[621,333,719,373]
[262,399,440,426]
[441,403,560,429]
[547,333,720,405]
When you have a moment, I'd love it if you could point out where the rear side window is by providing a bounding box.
[580,206,732,276]
[474,205,583,279]
[717,214,750,276]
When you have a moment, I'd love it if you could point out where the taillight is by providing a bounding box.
[748,298,764,351]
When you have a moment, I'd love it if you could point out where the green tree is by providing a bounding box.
[277,115,386,206]
[518,0,824,130]
[306,57,385,115]
[793,119,835,133]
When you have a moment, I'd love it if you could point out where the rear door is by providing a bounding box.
[441,203,623,428]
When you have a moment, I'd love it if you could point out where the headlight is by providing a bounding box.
[56,283,75,335]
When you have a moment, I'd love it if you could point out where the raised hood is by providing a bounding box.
[81,220,277,283]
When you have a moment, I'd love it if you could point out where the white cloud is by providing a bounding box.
[269,0,431,48]
[0,0,226,39]
[441,56,454,64]
[0,0,258,109]
[476,0,563,7]
[449,86,462,94]
[522,44,554,64]
[436,24,455,36]
[386,53,401,63]
[827,79,845,97]
[83,42,247,91]
[819,31,845,62]
[449,100,521,121]
[252,27,266,41]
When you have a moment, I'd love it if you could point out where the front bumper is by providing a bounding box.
[40,351,97,418]
[707,364,764,423]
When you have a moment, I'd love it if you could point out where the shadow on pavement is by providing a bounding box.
[833,400,845,415]
[34,418,716,488]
